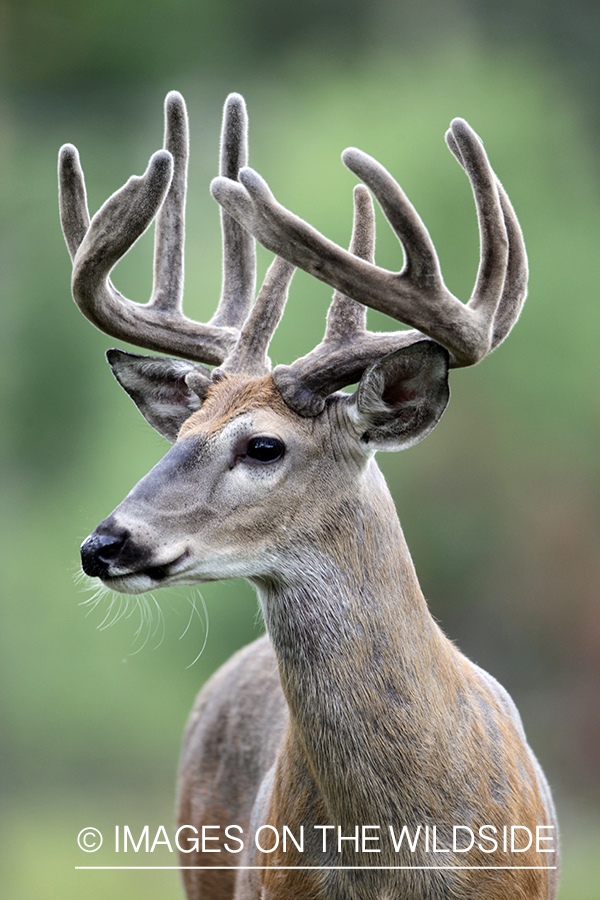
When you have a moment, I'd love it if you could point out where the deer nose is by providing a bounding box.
[80,528,129,578]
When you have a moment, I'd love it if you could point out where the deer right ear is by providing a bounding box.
[349,341,450,453]
[106,349,212,442]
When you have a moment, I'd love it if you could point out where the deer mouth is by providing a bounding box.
[80,526,191,593]
[101,552,191,594]
[99,552,192,594]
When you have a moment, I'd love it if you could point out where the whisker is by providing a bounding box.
[180,591,198,640]
[128,595,153,655]
[99,593,128,630]
[185,589,209,669]
[149,592,166,649]
[74,574,211,664]
[81,585,109,616]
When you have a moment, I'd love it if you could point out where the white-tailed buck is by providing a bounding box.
[59,92,558,899]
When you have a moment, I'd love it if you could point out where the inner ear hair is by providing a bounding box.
[353,342,450,451]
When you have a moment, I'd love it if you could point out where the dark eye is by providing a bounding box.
[245,436,285,463]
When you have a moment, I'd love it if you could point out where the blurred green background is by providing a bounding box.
[1,1,599,897]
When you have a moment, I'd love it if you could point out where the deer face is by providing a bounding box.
[80,375,327,593]
[80,343,450,594]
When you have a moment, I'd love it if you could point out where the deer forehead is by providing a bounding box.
[177,373,318,445]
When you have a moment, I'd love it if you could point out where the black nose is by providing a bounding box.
[80,527,128,578]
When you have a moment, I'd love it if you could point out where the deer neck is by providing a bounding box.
[254,458,457,825]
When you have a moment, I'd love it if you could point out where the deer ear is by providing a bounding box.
[106,349,212,442]
[350,341,449,452]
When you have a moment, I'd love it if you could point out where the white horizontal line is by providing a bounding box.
[75,865,558,871]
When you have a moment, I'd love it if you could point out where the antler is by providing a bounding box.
[58,92,294,374]
[211,118,527,414]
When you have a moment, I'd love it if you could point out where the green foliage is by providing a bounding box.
[4,0,370,89]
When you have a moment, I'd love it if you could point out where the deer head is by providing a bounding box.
[58,91,526,595]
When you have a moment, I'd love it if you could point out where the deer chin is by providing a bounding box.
[100,571,162,595]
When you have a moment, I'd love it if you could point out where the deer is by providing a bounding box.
[59,91,559,900]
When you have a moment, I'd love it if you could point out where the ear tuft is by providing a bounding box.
[107,349,211,442]
[352,341,449,452]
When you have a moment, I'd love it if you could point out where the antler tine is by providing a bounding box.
[444,120,509,323]
[211,94,257,330]
[341,147,444,293]
[325,184,372,340]
[445,119,527,350]
[220,256,295,376]
[211,94,297,376]
[150,90,188,313]
[58,144,91,261]
[491,182,528,347]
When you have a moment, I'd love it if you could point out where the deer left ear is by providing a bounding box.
[349,341,450,452]
[106,349,212,442]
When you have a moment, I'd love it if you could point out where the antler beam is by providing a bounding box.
[59,92,294,369]
[210,118,527,413]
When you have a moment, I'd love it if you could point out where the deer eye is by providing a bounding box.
[245,436,285,463]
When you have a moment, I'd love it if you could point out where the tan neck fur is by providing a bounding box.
[255,461,461,827]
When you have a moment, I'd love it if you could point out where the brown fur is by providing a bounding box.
[179,375,296,438]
